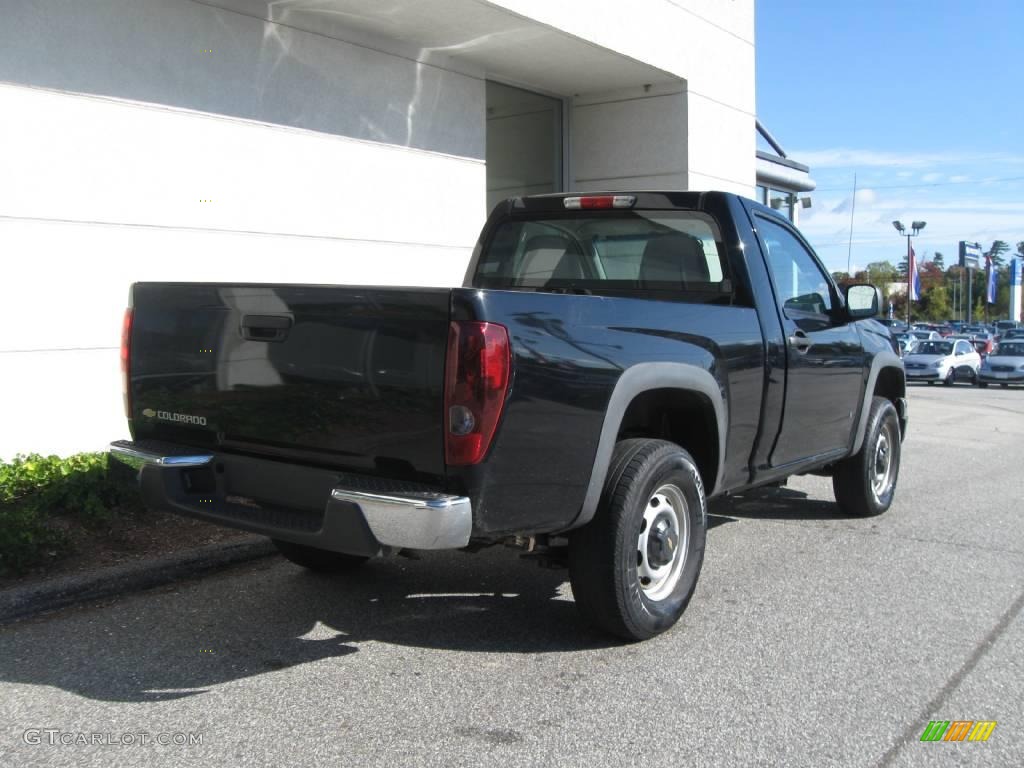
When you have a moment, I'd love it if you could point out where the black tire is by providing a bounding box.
[1001,383,1009,388]
[272,539,369,572]
[927,381,934,386]
[977,381,989,389]
[832,397,901,517]
[943,368,955,386]
[568,439,707,641]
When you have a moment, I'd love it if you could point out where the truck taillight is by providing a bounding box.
[444,321,510,466]
[563,195,636,210]
[121,308,133,419]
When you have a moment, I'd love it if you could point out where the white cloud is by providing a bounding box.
[798,189,1024,272]
[792,149,953,168]
[830,187,878,213]
[791,148,1024,169]
[857,188,878,205]
[786,146,1024,271]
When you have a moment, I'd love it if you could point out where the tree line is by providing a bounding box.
[831,241,1023,323]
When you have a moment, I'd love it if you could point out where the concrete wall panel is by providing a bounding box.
[0,0,758,457]
[0,0,485,159]
[572,88,687,185]
[0,84,485,246]
[686,93,756,192]
[0,349,124,458]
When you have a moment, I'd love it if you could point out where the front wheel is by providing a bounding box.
[569,439,707,641]
[943,368,955,386]
[832,397,902,517]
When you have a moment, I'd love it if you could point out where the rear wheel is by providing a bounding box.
[272,539,369,572]
[832,397,901,517]
[569,439,707,641]
[977,381,989,389]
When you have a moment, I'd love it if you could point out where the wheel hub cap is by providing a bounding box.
[874,441,888,476]
[870,424,897,500]
[647,517,677,568]
[636,485,690,602]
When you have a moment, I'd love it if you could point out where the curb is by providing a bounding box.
[0,536,277,624]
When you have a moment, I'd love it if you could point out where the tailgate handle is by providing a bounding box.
[241,314,292,342]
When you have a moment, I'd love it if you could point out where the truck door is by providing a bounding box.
[753,214,866,467]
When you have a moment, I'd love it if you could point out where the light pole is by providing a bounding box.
[893,220,926,327]
[770,193,812,226]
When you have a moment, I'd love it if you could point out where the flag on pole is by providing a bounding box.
[908,246,920,301]
[986,252,997,304]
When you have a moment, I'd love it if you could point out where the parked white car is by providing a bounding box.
[977,341,1024,388]
[894,333,918,356]
[903,339,981,386]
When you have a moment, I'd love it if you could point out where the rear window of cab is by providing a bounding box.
[475,211,737,305]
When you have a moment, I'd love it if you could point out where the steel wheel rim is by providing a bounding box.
[636,483,689,602]
[871,421,897,501]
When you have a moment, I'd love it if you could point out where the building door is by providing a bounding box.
[485,82,563,212]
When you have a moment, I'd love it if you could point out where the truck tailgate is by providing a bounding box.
[128,283,451,481]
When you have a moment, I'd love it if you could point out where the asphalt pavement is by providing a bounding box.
[1,383,1022,767]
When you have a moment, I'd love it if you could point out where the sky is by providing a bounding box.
[756,0,1024,275]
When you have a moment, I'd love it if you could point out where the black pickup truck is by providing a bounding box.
[111,191,907,640]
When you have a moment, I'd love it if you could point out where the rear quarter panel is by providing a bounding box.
[451,288,764,536]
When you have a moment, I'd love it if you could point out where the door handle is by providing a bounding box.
[788,330,812,353]
[241,314,292,342]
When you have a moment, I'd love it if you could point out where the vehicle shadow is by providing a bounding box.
[0,488,850,703]
[0,549,620,703]
[708,484,850,521]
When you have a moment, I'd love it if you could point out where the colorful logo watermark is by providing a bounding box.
[920,720,996,742]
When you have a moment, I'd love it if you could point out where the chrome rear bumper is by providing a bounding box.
[110,439,213,469]
[109,440,471,553]
[331,489,471,550]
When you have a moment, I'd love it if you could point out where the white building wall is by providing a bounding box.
[0,0,755,459]
[0,0,485,157]
[572,85,688,191]
[0,0,485,459]
[490,0,756,195]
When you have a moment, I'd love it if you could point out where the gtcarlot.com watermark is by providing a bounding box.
[24,729,203,747]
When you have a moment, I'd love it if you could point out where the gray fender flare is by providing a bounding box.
[567,362,727,531]
[850,351,905,455]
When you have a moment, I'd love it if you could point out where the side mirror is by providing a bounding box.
[844,283,880,320]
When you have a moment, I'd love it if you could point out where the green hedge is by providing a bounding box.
[0,453,142,575]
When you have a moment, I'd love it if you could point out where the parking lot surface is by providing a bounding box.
[1,384,1022,767]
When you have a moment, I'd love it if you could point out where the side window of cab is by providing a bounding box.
[755,216,835,320]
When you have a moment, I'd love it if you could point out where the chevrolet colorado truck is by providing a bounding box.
[111,191,907,640]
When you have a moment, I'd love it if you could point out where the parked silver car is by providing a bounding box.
[903,339,981,386]
[977,341,1024,388]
